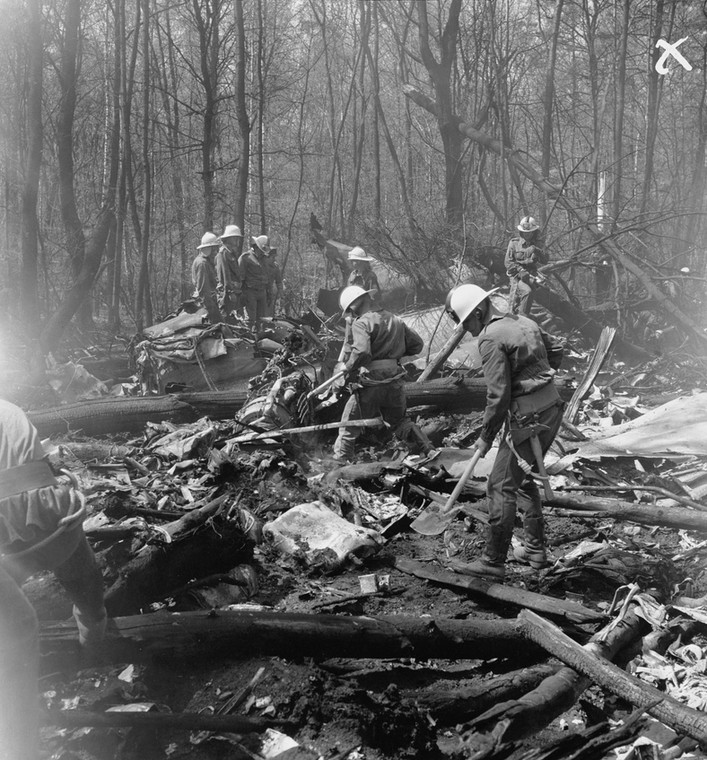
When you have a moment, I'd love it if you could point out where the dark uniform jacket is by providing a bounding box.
[237,250,268,291]
[343,308,423,380]
[477,313,563,445]
[215,246,241,292]
[505,237,546,282]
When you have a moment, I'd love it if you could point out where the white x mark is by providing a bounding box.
[655,37,692,74]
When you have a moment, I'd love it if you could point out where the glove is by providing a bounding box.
[473,438,490,457]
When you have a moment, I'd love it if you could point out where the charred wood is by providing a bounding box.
[39,610,543,670]
[518,609,707,749]
[396,558,604,624]
[458,606,647,749]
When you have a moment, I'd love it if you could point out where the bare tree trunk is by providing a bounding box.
[194,0,221,231]
[135,0,152,332]
[611,0,630,229]
[57,0,94,333]
[540,0,565,223]
[232,0,249,245]
[20,0,43,343]
[639,0,666,216]
[416,0,463,227]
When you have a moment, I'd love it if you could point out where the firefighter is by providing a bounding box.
[0,399,107,760]
[332,285,432,462]
[239,235,270,332]
[505,216,547,316]
[264,247,283,318]
[216,224,244,320]
[444,283,564,582]
[346,247,381,299]
[192,231,222,324]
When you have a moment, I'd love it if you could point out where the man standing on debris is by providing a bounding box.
[332,285,432,462]
[239,235,271,332]
[0,399,107,760]
[264,247,283,318]
[347,247,381,300]
[444,283,564,582]
[216,224,244,321]
[192,231,222,324]
[505,216,547,316]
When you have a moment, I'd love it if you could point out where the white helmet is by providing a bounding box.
[251,234,270,252]
[517,216,539,233]
[197,232,220,249]
[445,284,498,324]
[348,246,374,262]
[340,285,373,313]
[221,224,242,239]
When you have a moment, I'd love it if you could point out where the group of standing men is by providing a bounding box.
[192,226,282,332]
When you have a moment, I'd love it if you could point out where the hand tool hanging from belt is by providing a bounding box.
[505,383,560,500]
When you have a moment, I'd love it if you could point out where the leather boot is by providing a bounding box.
[462,525,510,581]
[513,516,550,569]
[458,558,505,582]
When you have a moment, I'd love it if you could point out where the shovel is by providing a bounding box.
[409,449,484,536]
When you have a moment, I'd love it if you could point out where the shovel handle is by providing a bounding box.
[306,369,346,400]
[529,434,554,501]
[442,448,484,515]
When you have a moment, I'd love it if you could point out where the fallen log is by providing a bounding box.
[395,557,605,624]
[42,709,293,734]
[29,395,200,437]
[517,609,707,749]
[28,379,575,437]
[459,604,648,748]
[39,610,543,669]
[548,492,707,532]
[405,662,560,726]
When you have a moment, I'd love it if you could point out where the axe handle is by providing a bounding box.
[529,434,554,501]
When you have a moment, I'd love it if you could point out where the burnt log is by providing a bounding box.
[405,662,560,726]
[40,610,543,670]
[42,709,292,734]
[548,492,707,532]
[518,609,707,749]
[396,558,604,624]
[459,605,648,750]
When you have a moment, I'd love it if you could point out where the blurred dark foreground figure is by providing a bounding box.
[0,399,106,760]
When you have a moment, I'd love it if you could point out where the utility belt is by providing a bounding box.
[0,460,58,500]
[510,382,561,423]
[355,359,405,388]
[368,359,401,370]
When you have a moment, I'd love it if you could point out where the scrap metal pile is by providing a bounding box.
[25,318,707,760]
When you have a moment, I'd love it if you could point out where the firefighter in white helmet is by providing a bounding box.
[444,283,564,582]
[216,224,244,321]
[192,231,222,325]
[505,216,547,316]
[332,285,432,461]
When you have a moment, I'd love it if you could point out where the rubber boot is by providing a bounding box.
[513,516,550,569]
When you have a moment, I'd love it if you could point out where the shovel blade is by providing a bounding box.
[409,503,460,536]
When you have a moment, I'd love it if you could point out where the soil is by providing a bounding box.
[39,450,707,760]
